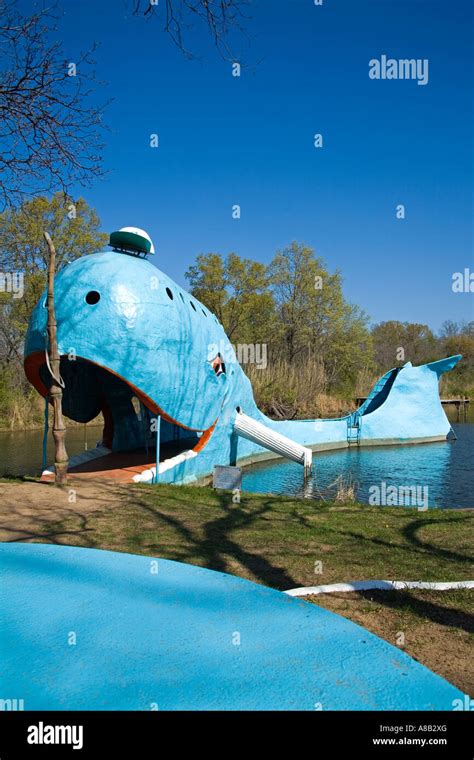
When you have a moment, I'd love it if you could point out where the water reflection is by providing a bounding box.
[243,423,474,509]
[0,426,103,477]
[1,419,472,509]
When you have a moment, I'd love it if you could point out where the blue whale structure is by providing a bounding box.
[24,247,461,484]
[20,245,465,708]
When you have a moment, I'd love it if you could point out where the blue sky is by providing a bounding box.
[57,0,472,332]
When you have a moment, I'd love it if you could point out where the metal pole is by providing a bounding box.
[154,415,161,484]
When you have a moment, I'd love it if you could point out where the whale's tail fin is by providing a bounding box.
[353,355,463,443]
[425,354,462,378]
[357,355,462,419]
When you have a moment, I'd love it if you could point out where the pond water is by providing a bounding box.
[243,416,474,509]
[1,414,472,509]
[0,425,103,478]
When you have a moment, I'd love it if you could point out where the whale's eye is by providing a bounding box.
[85,290,100,305]
[211,353,226,376]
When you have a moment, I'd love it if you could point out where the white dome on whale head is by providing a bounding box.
[109,226,155,255]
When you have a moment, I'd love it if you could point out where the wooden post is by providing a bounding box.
[44,231,69,484]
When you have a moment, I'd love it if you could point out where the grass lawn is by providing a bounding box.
[0,477,472,691]
[0,478,472,587]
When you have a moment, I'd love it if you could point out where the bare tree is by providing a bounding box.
[131,0,251,60]
[0,0,107,209]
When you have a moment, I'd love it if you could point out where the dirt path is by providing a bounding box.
[0,478,130,542]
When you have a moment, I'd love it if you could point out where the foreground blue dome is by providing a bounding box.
[0,543,463,710]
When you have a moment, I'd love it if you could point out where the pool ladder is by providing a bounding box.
[347,413,362,446]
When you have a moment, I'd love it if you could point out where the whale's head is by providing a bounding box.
[24,249,241,453]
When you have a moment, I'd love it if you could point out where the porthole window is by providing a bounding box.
[179,292,185,302]
[85,290,100,305]
[190,301,197,312]
[202,308,207,317]
[166,287,173,300]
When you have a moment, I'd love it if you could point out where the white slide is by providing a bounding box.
[234,411,312,474]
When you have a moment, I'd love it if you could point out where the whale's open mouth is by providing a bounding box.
[24,352,216,481]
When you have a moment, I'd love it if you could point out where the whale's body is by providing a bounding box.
[25,249,461,484]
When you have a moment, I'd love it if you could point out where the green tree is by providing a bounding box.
[186,252,276,343]
[0,193,107,365]
[267,242,373,387]
[439,322,474,397]
[185,253,227,324]
[371,321,438,369]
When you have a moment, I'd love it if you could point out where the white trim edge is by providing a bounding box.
[132,449,197,483]
[42,445,112,476]
[284,580,474,596]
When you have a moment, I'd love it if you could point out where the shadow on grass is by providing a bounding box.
[131,488,298,589]
[2,482,299,589]
[356,589,474,636]
[335,516,473,568]
[402,517,474,565]
[3,482,473,599]
[1,509,100,548]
